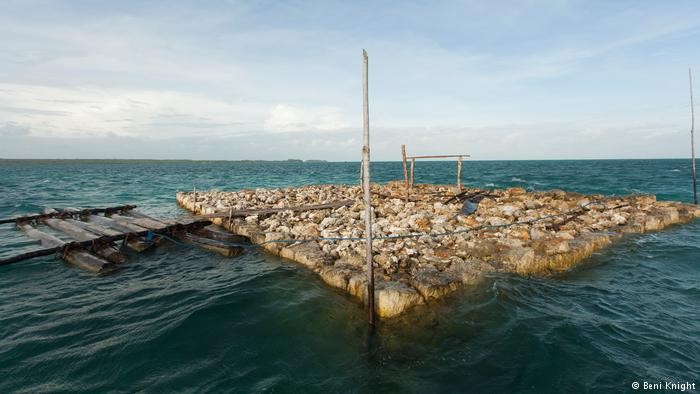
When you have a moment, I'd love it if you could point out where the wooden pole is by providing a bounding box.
[193,186,197,214]
[410,158,415,187]
[362,49,375,326]
[457,155,463,192]
[401,144,409,201]
[690,67,697,205]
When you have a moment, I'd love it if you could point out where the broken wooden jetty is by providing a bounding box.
[0,205,245,273]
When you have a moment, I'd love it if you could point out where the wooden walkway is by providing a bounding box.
[0,205,245,274]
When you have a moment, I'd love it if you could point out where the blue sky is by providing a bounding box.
[0,0,699,160]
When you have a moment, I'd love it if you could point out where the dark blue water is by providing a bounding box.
[0,159,698,393]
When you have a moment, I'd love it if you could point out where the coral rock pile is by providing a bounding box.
[177,182,699,317]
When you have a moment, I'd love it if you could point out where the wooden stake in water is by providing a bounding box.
[457,155,463,192]
[402,144,409,200]
[362,49,375,325]
[690,68,697,205]
[410,157,415,187]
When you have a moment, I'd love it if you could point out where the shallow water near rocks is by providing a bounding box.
[0,159,698,392]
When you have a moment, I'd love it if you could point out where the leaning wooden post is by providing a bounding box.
[401,144,409,200]
[690,67,697,205]
[228,206,233,231]
[361,49,375,325]
[193,186,197,213]
[457,155,463,192]
[410,158,416,188]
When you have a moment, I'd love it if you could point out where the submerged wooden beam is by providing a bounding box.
[196,225,250,244]
[12,223,115,273]
[183,233,244,257]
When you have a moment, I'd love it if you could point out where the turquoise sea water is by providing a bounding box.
[0,159,698,393]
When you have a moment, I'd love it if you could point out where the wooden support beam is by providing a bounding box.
[410,158,415,187]
[401,144,409,201]
[457,155,463,192]
[362,49,375,326]
[0,205,136,225]
[407,154,470,159]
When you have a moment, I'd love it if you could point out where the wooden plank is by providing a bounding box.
[194,199,354,219]
[109,214,168,230]
[43,218,126,263]
[14,223,115,273]
[407,154,470,159]
[64,213,153,252]
[42,209,126,264]
[86,214,149,233]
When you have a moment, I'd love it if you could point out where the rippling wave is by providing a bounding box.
[0,159,698,392]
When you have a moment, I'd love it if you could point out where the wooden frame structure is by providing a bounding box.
[401,144,470,193]
[0,205,245,273]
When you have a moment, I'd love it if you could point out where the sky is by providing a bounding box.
[1,0,699,161]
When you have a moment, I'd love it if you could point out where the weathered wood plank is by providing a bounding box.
[109,214,168,230]
[14,223,115,273]
[64,213,153,252]
[87,214,148,233]
[42,209,126,264]
[183,233,244,257]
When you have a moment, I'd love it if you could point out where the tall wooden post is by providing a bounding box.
[457,155,463,192]
[410,158,415,187]
[193,186,197,213]
[362,49,375,325]
[690,68,697,205]
[401,145,409,200]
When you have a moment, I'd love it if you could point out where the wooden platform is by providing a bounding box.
[0,205,246,274]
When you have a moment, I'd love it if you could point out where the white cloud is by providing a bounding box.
[0,83,268,139]
[263,104,348,132]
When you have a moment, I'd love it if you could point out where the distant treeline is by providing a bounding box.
[0,158,329,163]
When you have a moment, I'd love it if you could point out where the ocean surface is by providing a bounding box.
[0,159,698,393]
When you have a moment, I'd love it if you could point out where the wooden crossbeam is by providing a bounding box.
[0,205,137,225]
